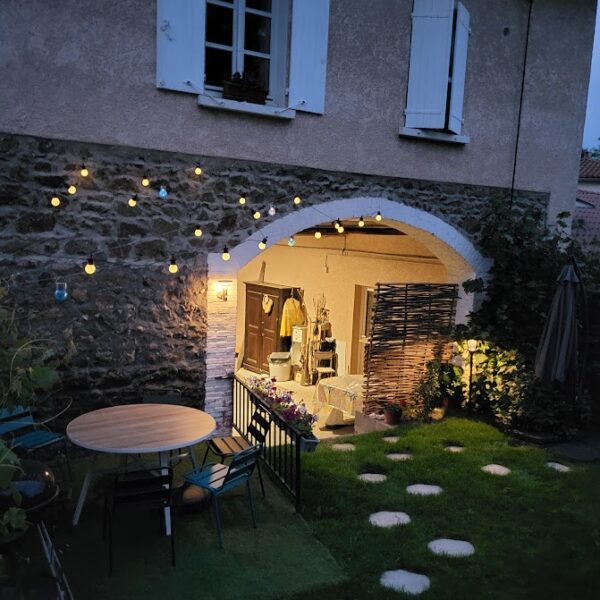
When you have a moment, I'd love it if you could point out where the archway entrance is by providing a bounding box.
[204,198,490,431]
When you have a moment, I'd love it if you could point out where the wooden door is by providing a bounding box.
[244,288,263,372]
[260,291,280,372]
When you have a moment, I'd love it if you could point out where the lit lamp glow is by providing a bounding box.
[358,216,365,228]
[128,195,137,207]
[293,196,301,205]
[54,281,68,302]
[68,185,77,195]
[50,195,61,207]
[84,257,96,276]
[253,210,261,220]
[216,280,231,302]
[258,238,267,250]
[141,176,150,187]
[159,185,168,199]
[168,256,179,274]
[338,225,345,233]
[334,220,341,230]
[375,211,383,222]
[222,247,231,261]
[467,339,478,405]
[314,230,322,239]
[194,227,203,237]
[239,196,246,205]
[194,166,202,176]
[80,165,89,177]
[287,236,296,247]
[268,205,276,216]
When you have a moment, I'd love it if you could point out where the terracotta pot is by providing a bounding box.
[384,407,402,426]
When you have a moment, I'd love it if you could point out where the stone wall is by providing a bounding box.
[0,133,548,427]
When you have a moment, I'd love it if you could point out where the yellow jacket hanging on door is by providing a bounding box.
[280,298,304,336]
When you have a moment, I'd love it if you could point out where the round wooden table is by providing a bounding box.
[67,404,216,534]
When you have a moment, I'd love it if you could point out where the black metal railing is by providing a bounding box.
[232,376,302,511]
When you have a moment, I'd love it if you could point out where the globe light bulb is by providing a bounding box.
[268,205,276,216]
[287,236,296,247]
[68,185,77,195]
[194,166,202,176]
[293,196,301,205]
[239,196,246,205]
[50,195,61,207]
[168,256,178,274]
[222,247,231,261]
[253,210,261,220]
[358,216,365,227]
[314,230,322,239]
[84,257,96,275]
[80,166,89,177]
[194,227,203,237]
[142,176,150,187]
[375,211,383,222]
[258,238,267,250]
[338,226,345,233]
[334,220,341,229]
[159,185,168,199]
[54,281,68,302]
[128,196,137,207]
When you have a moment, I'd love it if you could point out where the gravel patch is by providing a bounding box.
[380,569,430,594]
[358,473,387,483]
[369,511,411,528]
[428,538,475,557]
[406,484,442,496]
[481,464,511,476]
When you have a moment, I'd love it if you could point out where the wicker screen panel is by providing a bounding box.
[363,283,458,415]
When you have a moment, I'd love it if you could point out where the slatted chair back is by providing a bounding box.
[246,410,270,446]
[112,469,173,509]
[221,445,261,494]
[0,406,34,437]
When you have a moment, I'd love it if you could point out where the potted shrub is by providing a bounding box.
[222,72,268,105]
[383,402,403,426]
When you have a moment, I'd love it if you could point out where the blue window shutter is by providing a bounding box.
[288,0,330,115]
[447,3,470,134]
[156,0,206,94]
[404,0,454,129]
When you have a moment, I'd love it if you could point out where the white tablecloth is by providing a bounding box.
[316,375,365,415]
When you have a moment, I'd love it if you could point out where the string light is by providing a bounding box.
[358,216,365,227]
[80,165,89,177]
[50,195,61,207]
[253,209,261,220]
[159,185,168,199]
[194,166,202,176]
[293,196,301,205]
[54,281,68,302]
[68,185,77,195]
[128,195,137,207]
[314,230,322,239]
[258,238,267,250]
[222,247,231,261]
[239,196,246,205]
[334,219,341,229]
[375,211,383,222]
[168,256,178,274]
[84,257,96,276]
[268,205,276,216]
[141,176,150,187]
[338,225,345,233]
[194,227,203,237]
[287,236,296,247]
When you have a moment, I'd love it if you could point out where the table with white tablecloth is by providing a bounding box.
[315,375,364,425]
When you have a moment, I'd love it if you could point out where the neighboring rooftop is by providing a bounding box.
[579,156,600,180]
[574,189,600,249]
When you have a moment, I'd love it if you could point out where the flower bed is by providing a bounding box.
[246,376,318,437]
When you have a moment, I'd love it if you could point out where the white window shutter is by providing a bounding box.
[156,0,206,94]
[447,2,470,134]
[288,0,330,115]
[404,0,455,129]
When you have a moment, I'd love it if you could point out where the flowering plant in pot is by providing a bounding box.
[383,402,403,426]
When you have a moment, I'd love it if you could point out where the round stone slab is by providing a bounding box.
[380,569,430,595]
[358,473,387,483]
[428,538,475,557]
[546,461,571,473]
[383,436,400,443]
[331,443,355,452]
[444,445,464,453]
[406,484,442,496]
[369,511,411,528]
[481,464,511,476]
[387,453,412,461]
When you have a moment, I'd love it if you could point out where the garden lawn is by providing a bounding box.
[280,417,600,600]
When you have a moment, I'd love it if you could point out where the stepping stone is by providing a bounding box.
[428,538,475,557]
[444,445,464,453]
[546,461,571,473]
[380,569,430,595]
[383,436,400,443]
[358,473,387,483]
[406,484,442,496]
[481,464,511,476]
[387,453,412,461]
[369,511,411,528]
[332,443,355,452]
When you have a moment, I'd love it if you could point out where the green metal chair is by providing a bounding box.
[184,444,261,548]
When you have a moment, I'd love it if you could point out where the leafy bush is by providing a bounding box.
[413,359,463,419]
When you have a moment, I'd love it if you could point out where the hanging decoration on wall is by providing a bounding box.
[54,281,68,302]
[262,294,274,314]
[159,185,168,199]
[268,205,276,216]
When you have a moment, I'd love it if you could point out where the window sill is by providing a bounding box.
[198,95,296,120]
[399,127,469,145]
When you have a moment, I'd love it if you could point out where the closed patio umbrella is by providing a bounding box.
[534,264,581,384]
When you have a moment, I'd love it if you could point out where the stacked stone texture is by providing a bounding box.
[0,133,548,426]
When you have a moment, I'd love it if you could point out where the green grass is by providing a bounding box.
[278,418,600,600]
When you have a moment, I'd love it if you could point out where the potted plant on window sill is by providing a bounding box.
[222,72,268,105]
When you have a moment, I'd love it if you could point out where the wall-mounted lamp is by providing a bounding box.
[216,280,232,302]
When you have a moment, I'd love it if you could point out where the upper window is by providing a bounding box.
[401,0,471,143]
[156,0,330,117]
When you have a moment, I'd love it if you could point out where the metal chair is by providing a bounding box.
[202,409,270,496]
[103,467,175,574]
[184,445,261,548]
[314,350,336,383]
[0,405,71,485]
